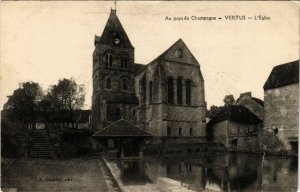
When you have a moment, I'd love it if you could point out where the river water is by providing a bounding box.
[114,152,298,192]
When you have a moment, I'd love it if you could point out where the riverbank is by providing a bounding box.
[1,152,297,192]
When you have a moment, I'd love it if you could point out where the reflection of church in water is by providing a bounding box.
[91,8,206,144]
[113,153,297,191]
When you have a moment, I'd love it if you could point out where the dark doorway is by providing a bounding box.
[167,127,171,137]
[168,77,174,104]
[121,139,142,157]
[290,141,298,154]
[231,139,238,151]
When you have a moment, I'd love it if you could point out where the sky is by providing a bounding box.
[1,1,299,110]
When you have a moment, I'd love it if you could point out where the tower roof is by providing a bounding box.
[99,9,133,48]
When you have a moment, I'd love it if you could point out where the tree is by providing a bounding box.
[208,105,223,118]
[38,93,55,128]
[3,82,43,129]
[223,95,235,106]
[49,78,85,128]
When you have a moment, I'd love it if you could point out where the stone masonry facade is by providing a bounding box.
[263,60,299,153]
[91,9,206,144]
[135,39,207,143]
[264,83,299,151]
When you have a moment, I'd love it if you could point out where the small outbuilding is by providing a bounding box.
[207,105,263,152]
[92,119,152,158]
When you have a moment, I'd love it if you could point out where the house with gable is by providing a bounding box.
[263,60,299,154]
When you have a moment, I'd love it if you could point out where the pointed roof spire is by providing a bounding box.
[99,5,133,48]
[110,0,117,15]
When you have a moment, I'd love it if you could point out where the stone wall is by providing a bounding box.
[92,39,136,130]
[263,83,299,152]
[211,120,229,147]
[211,120,259,152]
[235,136,259,152]
[134,49,207,143]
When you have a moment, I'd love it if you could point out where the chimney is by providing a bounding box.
[240,92,251,98]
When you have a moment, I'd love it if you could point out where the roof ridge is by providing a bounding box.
[264,60,299,90]
[147,38,199,67]
[93,119,152,136]
[273,60,299,68]
[93,119,123,135]
[148,38,184,65]
[125,119,153,135]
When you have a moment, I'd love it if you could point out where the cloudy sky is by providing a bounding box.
[1,1,299,109]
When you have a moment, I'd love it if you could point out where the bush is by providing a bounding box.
[1,121,28,158]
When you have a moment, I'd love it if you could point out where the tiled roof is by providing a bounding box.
[92,119,152,137]
[264,60,299,90]
[251,97,264,106]
[207,105,262,127]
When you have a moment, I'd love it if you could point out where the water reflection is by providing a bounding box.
[118,160,152,185]
[115,153,298,191]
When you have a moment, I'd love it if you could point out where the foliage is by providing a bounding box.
[208,95,236,119]
[1,120,28,157]
[3,78,86,129]
[3,82,43,128]
[37,93,57,127]
[207,105,223,118]
[2,79,87,158]
[50,78,85,112]
[223,94,235,106]
[49,78,86,128]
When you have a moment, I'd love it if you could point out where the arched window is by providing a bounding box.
[177,77,183,104]
[167,127,171,136]
[179,127,182,136]
[189,128,193,136]
[139,80,143,94]
[106,78,111,89]
[149,81,153,103]
[186,79,191,105]
[120,56,128,69]
[106,53,113,67]
[122,78,128,90]
[121,57,124,68]
[167,77,174,104]
[124,57,128,68]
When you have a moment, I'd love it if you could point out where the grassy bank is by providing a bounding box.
[1,158,108,192]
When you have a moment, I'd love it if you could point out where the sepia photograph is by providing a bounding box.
[1,1,299,191]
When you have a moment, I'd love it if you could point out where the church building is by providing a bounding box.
[91,9,207,144]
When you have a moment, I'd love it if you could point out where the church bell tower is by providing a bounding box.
[91,8,138,130]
